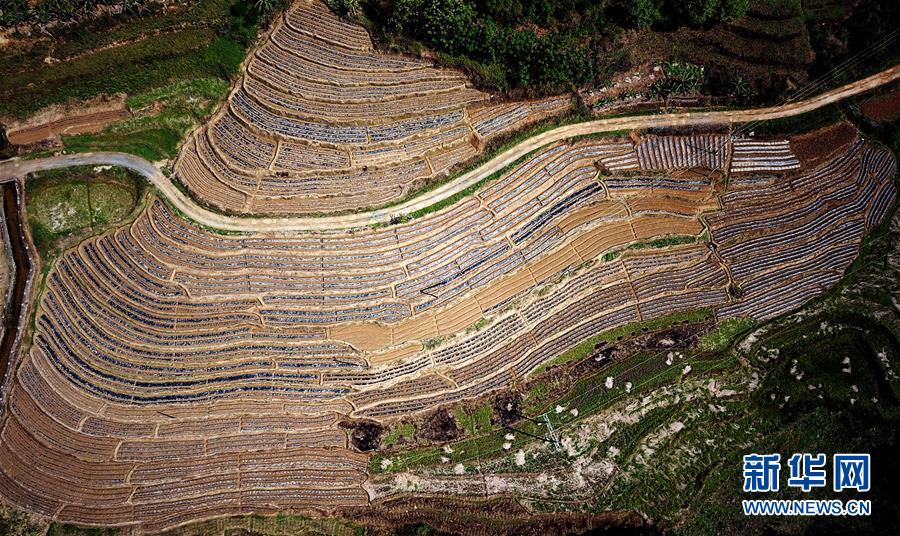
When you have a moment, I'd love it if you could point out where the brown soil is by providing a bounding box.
[492,392,523,426]
[3,93,128,145]
[417,408,462,443]
[340,419,384,452]
[790,121,858,169]
[343,496,651,535]
[860,91,900,122]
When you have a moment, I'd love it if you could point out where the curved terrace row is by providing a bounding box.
[174,0,570,215]
[0,126,894,530]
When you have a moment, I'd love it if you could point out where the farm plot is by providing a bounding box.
[0,124,894,531]
[173,0,570,215]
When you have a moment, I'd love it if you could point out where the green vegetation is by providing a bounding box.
[326,0,361,18]
[628,234,698,250]
[806,0,900,85]
[156,513,358,536]
[750,103,845,137]
[0,0,271,120]
[382,423,416,448]
[25,165,145,262]
[600,233,699,262]
[47,522,118,536]
[371,307,713,473]
[698,317,755,352]
[61,78,230,161]
[0,506,44,536]
[535,308,713,375]
[650,61,706,99]
[368,0,747,93]
[672,309,900,534]
[1,0,157,28]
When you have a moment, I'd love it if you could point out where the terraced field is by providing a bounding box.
[0,1,897,533]
[174,0,569,215]
[0,119,895,529]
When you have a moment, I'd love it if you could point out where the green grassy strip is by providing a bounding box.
[372,308,714,474]
[533,308,713,376]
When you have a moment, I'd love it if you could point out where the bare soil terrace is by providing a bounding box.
[0,121,893,531]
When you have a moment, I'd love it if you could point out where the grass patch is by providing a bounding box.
[698,317,756,352]
[62,129,182,163]
[2,28,223,119]
[382,423,416,448]
[533,309,712,376]
[628,235,698,250]
[60,77,230,162]
[25,165,145,262]
[47,522,118,536]
[371,308,715,475]
[2,0,274,204]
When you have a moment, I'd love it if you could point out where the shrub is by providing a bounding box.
[627,0,662,29]
[326,0,361,19]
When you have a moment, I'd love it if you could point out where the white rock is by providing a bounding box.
[380,458,393,470]
[504,433,515,441]
[605,376,614,389]
[515,450,526,466]
[453,463,465,474]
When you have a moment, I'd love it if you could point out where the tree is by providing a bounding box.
[326,0,361,19]
[718,0,749,22]
[627,0,661,29]
[679,0,748,26]
[253,0,287,21]
[681,0,720,26]
[420,0,478,55]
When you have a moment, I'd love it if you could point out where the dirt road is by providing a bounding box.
[2,64,898,233]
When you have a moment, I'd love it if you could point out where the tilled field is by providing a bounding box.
[0,118,894,530]
[174,0,569,215]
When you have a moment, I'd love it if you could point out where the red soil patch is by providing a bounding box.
[4,94,128,145]
[790,121,859,169]
[860,91,900,122]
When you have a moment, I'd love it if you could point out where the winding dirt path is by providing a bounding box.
[1,65,898,233]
